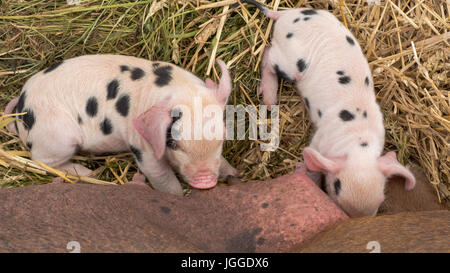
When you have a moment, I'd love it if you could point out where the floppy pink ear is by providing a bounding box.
[132,97,172,160]
[215,60,232,105]
[378,151,416,190]
[303,147,346,174]
[205,78,218,90]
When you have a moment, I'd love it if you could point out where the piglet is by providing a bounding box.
[4,55,237,195]
[237,0,416,217]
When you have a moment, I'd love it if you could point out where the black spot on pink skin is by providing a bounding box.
[85,97,98,117]
[115,94,130,117]
[160,206,171,215]
[131,68,145,80]
[356,108,360,112]
[365,76,370,86]
[337,70,344,75]
[361,142,368,147]
[334,179,341,195]
[304,17,311,21]
[21,108,35,130]
[286,32,293,38]
[17,92,26,114]
[294,17,300,23]
[120,65,130,72]
[346,35,355,46]
[100,118,113,135]
[261,203,269,208]
[297,59,307,72]
[77,114,83,124]
[44,62,63,73]
[301,9,317,15]
[339,76,351,84]
[339,110,355,121]
[26,142,32,150]
[305,98,310,109]
[154,65,173,86]
[130,145,142,162]
[318,110,322,117]
[107,79,119,100]
[274,64,294,83]
[363,111,367,118]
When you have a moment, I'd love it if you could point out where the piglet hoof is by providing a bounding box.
[226,175,243,186]
[127,173,147,186]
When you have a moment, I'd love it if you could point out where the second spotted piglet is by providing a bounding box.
[4,55,237,195]
[238,0,416,217]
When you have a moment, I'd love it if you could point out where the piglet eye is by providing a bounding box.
[166,139,178,150]
[334,179,341,195]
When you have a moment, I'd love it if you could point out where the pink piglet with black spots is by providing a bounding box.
[4,55,238,195]
[237,0,416,217]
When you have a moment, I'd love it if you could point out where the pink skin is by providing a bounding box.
[132,60,234,191]
[258,47,278,110]
[7,55,236,195]
[243,4,416,217]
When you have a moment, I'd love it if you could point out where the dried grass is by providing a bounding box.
[0,0,448,204]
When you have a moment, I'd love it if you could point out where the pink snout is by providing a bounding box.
[189,173,218,189]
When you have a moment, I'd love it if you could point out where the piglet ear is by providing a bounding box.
[378,151,416,190]
[215,60,232,105]
[132,97,172,160]
[303,147,346,174]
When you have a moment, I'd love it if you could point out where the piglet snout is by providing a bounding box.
[189,173,218,189]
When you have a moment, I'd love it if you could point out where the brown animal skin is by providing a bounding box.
[0,169,347,253]
[292,165,450,253]
[293,210,450,253]
[378,164,447,215]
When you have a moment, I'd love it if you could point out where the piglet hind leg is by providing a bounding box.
[28,117,92,183]
[259,47,279,108]
[50,162,94,184]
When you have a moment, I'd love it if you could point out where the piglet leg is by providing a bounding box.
[259,47,279,108]
[219,156,239,178]
[136,159,183,196]
[51,162,93,184]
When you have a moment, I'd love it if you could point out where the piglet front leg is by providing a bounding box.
[259,47,279,108]
[135,157,183,196]
[219,156,239,178]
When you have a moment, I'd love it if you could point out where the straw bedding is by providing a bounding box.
[0,0,448,204]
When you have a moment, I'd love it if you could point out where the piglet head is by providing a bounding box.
[303,147,415,217]
[133,60,232,190]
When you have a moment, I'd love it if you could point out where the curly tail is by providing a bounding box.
[232,0,281,20]
[3,97,19,135]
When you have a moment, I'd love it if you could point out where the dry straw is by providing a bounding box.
[0,0,448,204]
